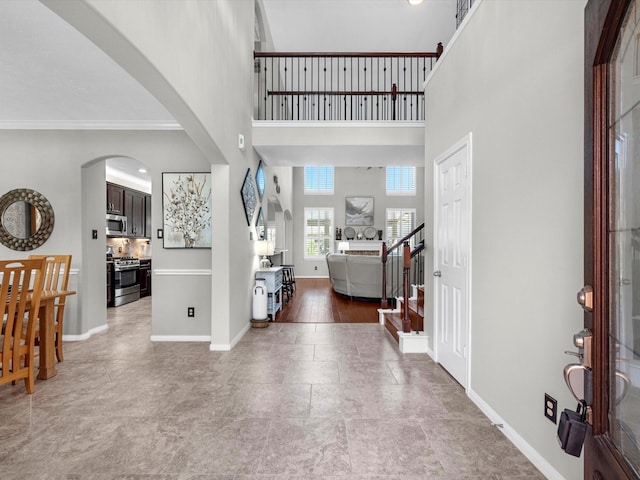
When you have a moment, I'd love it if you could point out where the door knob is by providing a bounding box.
[576,285,593,312]
[433,270,441,277]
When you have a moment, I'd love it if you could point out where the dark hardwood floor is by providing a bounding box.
[276,278,380,323]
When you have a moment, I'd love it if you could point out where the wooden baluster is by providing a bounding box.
[402,241,411,333]
[381,242,388,309]
[391,83,397,121]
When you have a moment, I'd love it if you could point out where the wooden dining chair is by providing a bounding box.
[0,258,45,394]
[28,254,72,362]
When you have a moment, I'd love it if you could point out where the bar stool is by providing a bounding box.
[281,264,296,303]
[282,265,296,292]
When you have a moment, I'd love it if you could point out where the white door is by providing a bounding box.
[434,134,471,388]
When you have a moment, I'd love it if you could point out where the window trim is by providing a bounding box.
[386,166,417,196]
[385,207,417,248]
[303,207,335,260]
[304,166,335,195]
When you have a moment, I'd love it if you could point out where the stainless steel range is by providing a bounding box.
[113,256,140,306]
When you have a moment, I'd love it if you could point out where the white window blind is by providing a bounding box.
[304,207,334,259]
[386,166,416,195]
[304,166,334,194]
[386,208,416,248]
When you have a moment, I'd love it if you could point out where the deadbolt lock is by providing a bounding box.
[576,285,593,312]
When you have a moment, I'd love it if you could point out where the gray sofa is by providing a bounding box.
[326,253,402,299]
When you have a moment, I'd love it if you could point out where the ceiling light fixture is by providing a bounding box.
[138,168,147,173]
[407,0,424,5]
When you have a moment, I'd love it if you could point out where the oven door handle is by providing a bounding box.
[115,265,140,271]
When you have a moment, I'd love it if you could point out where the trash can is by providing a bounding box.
[251,277,269,328]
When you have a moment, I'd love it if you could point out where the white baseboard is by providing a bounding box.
[150,335,211,342]
[398,331,429,353]
[467,388,567,480]
[296,275,329,279]
[209,321,252,351]
[377,307,397,325]
[63,323,108,341]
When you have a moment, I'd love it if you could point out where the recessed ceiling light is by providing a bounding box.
[407,0,424,5]
[138,168,147,173]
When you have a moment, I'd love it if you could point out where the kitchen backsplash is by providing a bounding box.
[106,237,151,257]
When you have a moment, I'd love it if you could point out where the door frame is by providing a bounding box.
[585,0,638,477]
[433,132,473,390]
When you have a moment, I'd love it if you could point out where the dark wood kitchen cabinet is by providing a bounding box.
[124,189,146,238]
[107,182,151,238]
[139,259,151,297]
[106,183,124,215]
[144,194,152,238]
[107,261,114,307]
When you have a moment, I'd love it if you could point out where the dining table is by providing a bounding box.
[34,289,76,380]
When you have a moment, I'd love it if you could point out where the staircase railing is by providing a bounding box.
[254,45,443,121]
[381,223,425,315]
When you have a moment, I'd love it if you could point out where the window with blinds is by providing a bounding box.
[386,166,416,195]
[386,208,416,248]
[304,166,334,195]
[304,207,334,259]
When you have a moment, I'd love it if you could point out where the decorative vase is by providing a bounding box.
[251,278,269,327]
[377,229,383,240]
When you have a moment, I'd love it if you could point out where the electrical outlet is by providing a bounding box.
[544,393,557,424]
[187,307,195,317]
[314,266,318,271]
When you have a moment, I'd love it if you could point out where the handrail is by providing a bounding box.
[267,90,423,96]
[254,46,443,121]
[380,223,425,310]
[387,223,425,254]
[255,50,442,58]
[402,242,411,333]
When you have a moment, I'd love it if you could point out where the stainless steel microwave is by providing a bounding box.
[106,214,128,237]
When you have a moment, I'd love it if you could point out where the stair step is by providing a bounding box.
[408,298,424,318]
[383,312,404,342]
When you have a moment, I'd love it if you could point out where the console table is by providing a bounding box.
[256,267,283,319]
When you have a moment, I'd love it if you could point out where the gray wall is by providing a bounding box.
[0,129,212,338]
[424,1,585,478]
[293,166,425,277]
[44,0,266,347]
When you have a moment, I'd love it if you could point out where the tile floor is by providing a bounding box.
[0,296,545,479]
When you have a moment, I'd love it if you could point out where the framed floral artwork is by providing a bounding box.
[241,168,257,226]
[162,172,212,248]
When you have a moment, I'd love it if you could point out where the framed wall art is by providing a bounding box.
[255,207,265,240]
[162,172,212,248]
[241,168,257,226]
[345,196,374,226]
[256,160,266,201]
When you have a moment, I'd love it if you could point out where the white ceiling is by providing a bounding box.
[260,0,456,53]
[0,0,457,172]
[0,0,177,129]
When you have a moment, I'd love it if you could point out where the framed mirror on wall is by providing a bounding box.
[0,188,54,251]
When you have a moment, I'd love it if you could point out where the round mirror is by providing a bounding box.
[0,189,54,251]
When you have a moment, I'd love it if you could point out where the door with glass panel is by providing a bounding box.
[585,0,640,477]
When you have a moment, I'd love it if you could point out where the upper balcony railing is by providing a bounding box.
[254,43,443,122]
